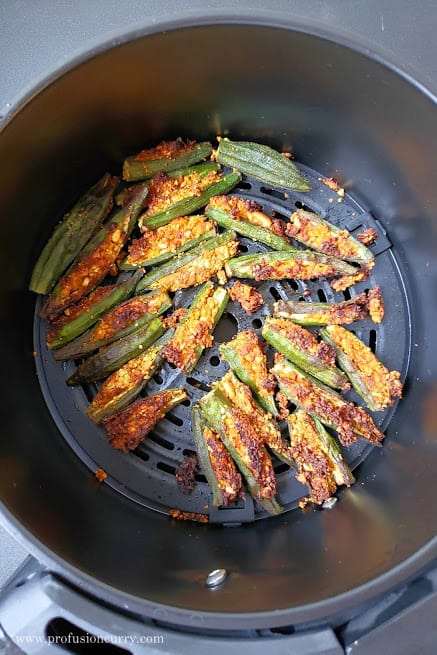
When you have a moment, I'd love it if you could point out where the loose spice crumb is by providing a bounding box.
[170,509,209,523]
[175,454,198,494]
[319,176,340,192]
[95,468,108,482]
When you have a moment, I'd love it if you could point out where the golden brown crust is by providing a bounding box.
[265,317,336,366]
[208,195,289,239]
[144,170,221,219]
[90,292,167,342]
[330,262,374,292]
[357,227,378,245]
[251,256,345,281]
[228,280,264,314]
[276,390,290,420]
[133,138,196,163]
[224,330,276,402]
[127,215,215,265]
[204,426,242,504]
[163,307,188,330]
[47,283,116,339]
[367,286,385,323]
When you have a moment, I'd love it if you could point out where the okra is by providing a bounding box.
[287,410,354,504]
[103,388,188,452]
[262,317,350,391]
[191,405,242,507]
[214,371,294,466]
[199,389,282,515]
[87,330,174,424]
[216,138,311,192]
[53,290,171,360]
[320,325,402,411]
[273,290,376,326]
[220,329,278,417]
[225,250,356,281]
[286,209,374,265]
[121,214,217,269]
[47,270,143,350]
[162,282,228,374]
[29,173,119,295]
[123,139,212,181]
[41,185,149,320]
[205,196,294,251]
[271,354,384,447]
[139,171,242,230]
[135,231,239,293]
[67,316,165,385]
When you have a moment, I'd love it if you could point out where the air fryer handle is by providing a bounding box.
[0,564,343,655]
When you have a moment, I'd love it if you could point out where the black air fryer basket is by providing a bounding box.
[0,7,436,647]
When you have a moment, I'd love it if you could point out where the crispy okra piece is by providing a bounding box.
[286,410,355,504]
[330,262,374,292]
[285,209,374,265]
[214,371,294,466]
[41,185,149,320]
[216,138,311,192]
[199,389,282,515]
[320,325,402,411]
[47,269,143,350]
[225,250,356,282]
[123,139,212,181]
[273,288,384,326]
[162,282,228,374]
[228,281,264,314]
[139,170,242,230]
[220,329,278,416]
[135,231,239,293]
[262,317,350,391]
[53,290,171,360]
[103,388,188,452]
[205,195,294,251]
[191,405,243,507]
[67,316,165,385]
[121,215,217,269]
[271,354,384,446]
[87,330,173,423]
[30,173,119,295]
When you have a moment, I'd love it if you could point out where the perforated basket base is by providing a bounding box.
[34,163,411,524]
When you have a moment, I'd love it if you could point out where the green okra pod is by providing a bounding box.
[123,140,212,181]
[47,270,144,350]
[271,354,384,447]
[225,250,356,281]
[140,171,242,230]
[41,185,149,320]
[262,317,350,391]
[199,389,282,515]
[87,329,174,424]
[67,316,165,385]
[30,173,119,295]
[286,209,374,265]
[191,405,242,507]
[53,290,171,359]
[216,138,311,192]
[219,329,278,416]
[162,282,228,374]
[273,292,372,326]
[135,230,239,293]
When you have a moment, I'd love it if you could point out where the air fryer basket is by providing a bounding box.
[0,22,436,628]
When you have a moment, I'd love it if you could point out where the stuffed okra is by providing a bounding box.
[122,214,217,269]
[206,195,293,251]
[41,185,149,319]
[216,138,311,192]
[87,331,173,423]
[220,329,278,416]
[52,290,171,359]
[287,410,354,504]
[320,325,402,411]
[199,389,282,515]
[225,250,356,282]
[46,269,143,350]
[30,173,119,295]
[162,282,228,374]
[191,405,243,507]
[262,317,350,391]
[285,209,374,265]
[273,287,384,325]
[215,371,294,466]
[136,231,239,293]
[103,388,188,452]
[139,167,242,230]
[271,354,384,446]
[67,316,165,385]
[123,139,212,182]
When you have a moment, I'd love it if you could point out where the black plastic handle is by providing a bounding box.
[0,561,343,655]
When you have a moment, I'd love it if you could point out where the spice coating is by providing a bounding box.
[228,280,264,314]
